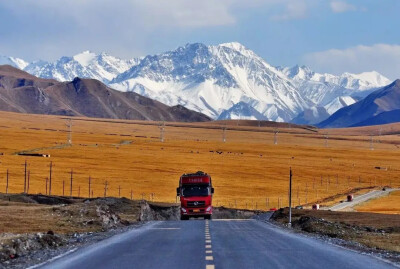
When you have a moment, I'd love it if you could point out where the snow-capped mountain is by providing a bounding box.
[218,101,268,120]
[0,43,393,123]
[279,65,390,107]
[0,56,29,70]
[110,42,310,122]
[25,51,139,83]
[324,96,356,115]
[291,96,357,125]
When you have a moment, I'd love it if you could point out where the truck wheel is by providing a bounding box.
[205,215,212,220]
[180,216,189,220]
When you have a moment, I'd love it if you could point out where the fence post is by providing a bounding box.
[27,170,30,194]
[70,169,73,197]
[118,185,121,198]
[24,160,27,193]
[88,176,91,198]
[6,169,9,194]
[49,162,53,196]
[63,180,65,196]
[130,189,133,200]
[104,181,108,197]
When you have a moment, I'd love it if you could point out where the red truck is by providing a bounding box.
[176,171,214,220]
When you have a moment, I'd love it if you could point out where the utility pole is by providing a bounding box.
[159,121,165,142]
[370,135,374,150]
[66,118,73,145]
[45,177,48,195]
[62,180,65,196]
[325,134,329,147]
[222,127,227,143]
[118,185,121,198]
[288,167,293,228]
[274,129,279,145]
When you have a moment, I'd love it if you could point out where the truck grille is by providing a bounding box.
[187,201,205,207]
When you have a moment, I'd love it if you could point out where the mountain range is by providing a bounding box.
[318,79,400,128]
[0,42,393,124]
[0,65,210,122]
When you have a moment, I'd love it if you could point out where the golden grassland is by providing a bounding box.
[355,191,400,214]
[0,111,399,211]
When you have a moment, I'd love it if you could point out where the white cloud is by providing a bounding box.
[330,1,360,13]
[271,1,308,21]
[302,44,400,80]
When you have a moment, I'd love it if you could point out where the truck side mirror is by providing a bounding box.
[176,187,180,196]
[211,188,214,194]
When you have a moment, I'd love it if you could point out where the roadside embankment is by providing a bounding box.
[0,193,263,267]
[271,208,400,264]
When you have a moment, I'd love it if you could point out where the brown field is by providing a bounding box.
[0,111,399,210]
[355,190,400,214]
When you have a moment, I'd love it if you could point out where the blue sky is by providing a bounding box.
[0,0,399,79]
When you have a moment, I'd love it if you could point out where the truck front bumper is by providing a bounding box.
[181,206,212,216]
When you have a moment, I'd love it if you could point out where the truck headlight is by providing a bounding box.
[181,207,187,213]
[206,206,212,212]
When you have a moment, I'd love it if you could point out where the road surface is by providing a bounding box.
[329,188,399,211]
[37,219,396,269]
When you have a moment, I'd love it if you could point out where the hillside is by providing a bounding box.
[0,65,210,122]
[319,80,400,128]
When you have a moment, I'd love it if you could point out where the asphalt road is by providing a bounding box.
[38,219,396,269]
[329,188,398,211]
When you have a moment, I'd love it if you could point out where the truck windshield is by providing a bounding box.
[182,185,209,197]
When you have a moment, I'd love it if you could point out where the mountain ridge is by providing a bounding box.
[0,42,392,123]
[318,79,400,128]
[0,65,210,122]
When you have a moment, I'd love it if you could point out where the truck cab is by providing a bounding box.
[176,171,214,220]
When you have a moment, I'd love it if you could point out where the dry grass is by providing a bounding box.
[0,193,141,234]
[273,209,400,253]
[0,111,399,211]
[355,191,400,214]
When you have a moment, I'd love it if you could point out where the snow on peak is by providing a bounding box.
[346,71,391,87]
[0,56,29,69]
[282,65,314,80]
[7,41,394,123]
[73,51,97,67]
[219,42,247,51]
[324,96,356,115]
[25,51,139,83]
